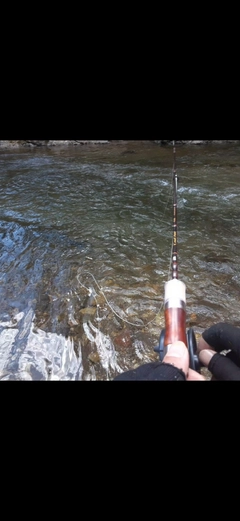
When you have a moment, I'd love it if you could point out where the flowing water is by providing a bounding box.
[0,140,240,380]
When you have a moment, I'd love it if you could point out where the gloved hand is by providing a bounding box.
[113,341,205,381]
[198,322,240,380]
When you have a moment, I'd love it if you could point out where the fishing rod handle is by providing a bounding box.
[164,279,187,349]
[154,278,201,372]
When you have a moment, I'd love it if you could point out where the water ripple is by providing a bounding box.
[1,142,240,378]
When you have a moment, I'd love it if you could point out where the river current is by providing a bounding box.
[0,140,240,380]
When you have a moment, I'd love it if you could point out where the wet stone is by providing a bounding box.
[113,329,132,351]
[88,352,100,364]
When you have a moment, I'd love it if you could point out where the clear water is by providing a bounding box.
[0,140,240,380]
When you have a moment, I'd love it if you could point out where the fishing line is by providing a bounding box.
[75,156,175,330]
[76,269,163,328]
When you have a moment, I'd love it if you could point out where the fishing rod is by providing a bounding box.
[154,140,201,372]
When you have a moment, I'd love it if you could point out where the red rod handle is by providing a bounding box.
[163,279,188,350]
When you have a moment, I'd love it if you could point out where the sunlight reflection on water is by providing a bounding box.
[1,141,240,379]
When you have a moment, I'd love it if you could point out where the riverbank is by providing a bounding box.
[0,140,239,148]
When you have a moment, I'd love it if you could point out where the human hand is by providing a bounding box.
[198,322,240,380]
[113,340,205,380]
[163,341,205,381]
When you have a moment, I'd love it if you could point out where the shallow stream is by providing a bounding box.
[0,140,240,379]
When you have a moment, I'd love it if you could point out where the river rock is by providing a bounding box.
[113,329,132,350]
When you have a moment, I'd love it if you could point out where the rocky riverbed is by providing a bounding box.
[1,140,240,379]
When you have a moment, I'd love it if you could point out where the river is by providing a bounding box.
[0,140,240,380]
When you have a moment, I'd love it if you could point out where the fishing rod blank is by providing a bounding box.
[154,141,200,372]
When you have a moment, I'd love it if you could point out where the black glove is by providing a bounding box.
[202,322,240,380]
[113,362,186,381]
